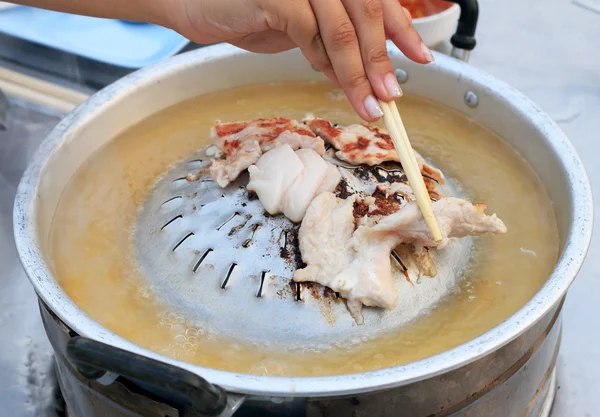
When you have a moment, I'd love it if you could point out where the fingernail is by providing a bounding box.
[384,73,403,98]
[421,42,434,63]
[364,95,384,119]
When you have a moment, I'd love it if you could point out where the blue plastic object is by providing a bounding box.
[0,6,189,68]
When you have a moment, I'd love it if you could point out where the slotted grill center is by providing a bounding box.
[134,148,473,349]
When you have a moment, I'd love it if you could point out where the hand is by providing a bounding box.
[168,0,433,121]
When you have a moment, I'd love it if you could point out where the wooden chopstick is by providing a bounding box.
[379,100,443,244]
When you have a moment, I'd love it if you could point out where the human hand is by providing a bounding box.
[168,0,433,121]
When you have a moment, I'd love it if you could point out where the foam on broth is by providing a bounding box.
[49,82,559,376]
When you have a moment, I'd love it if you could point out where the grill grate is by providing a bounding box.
[133,148,473,349]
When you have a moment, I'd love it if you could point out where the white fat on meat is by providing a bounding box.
[247,144,341,222]
[209,118,326,187]
[247,144,304,214]
[316,164,343,196]
[294,194,507,324]
[281,149,342,222]
[304,118,445,184]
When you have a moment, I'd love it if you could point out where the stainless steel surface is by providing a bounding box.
[136,147,468,343]
[541,369,558,417]
[305,303,563,417]
[12,40,593,400]
[450,48,471,62]
[42,296,563,417]
[1,0,599,415]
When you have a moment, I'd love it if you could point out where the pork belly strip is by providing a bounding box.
[304,118,445,184]
[246,144,341,222]
[209,118,326,187]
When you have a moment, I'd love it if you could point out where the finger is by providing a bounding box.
[274,1,340,87]
[381,0,433,64]
[310,0,382,121]
[341,0,401,102]
[402,6,413,24]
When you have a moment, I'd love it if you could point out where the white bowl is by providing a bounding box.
[412,4,461,48]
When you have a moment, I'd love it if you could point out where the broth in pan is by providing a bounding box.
[49,82,559,376]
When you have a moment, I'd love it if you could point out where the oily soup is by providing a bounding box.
[50,82,559,376]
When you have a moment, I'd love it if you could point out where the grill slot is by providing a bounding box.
[216,212,240,231]
[192,249,213,272]
[171,177,190,190]
[256,271,268,297]
[187,159,205,169]
[161,196,182,211]
[172,232,195,251]
[161,215,183,230]
[242,224,260,248]
[221,263,237,289]
[391,251,407,271]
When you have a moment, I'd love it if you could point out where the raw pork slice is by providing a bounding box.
[294,194,507,323]
[210,118,326,187]
[304,117,444,184]
[281,149,339,222]
[247,144,304,214]
[247,145,341,222]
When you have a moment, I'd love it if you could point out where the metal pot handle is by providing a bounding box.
[444,0,479,62]
[66,336,244,416]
